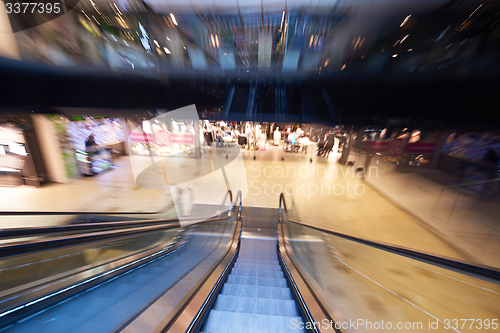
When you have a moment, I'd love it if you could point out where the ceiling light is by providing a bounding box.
[170,13,178,26]
[400,15,411,27]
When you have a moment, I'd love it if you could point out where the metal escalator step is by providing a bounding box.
[213,294,299,317]
[240,227,277,239]
[230,268,284,278]
[238,250,278,257]
[226,275,288,288]
[233,263,282,271]
[220,284,293,300]
[236,259,278,266]
[237,253,278,261]
[201,310,305,333]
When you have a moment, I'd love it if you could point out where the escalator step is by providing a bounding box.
[226,275,288,288]
[230,268,284,278]
[213,294,299,316]
[237,253,278,261]
[220,284,293,300]
[233,263,282,271]
[201,310,305,333]
[236,259,279,266]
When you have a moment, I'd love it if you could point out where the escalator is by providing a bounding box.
[200,208,304,333]
[0,211,238,333]
[1,192,499,333]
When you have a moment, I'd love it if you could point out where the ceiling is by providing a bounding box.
[1,0,500,127]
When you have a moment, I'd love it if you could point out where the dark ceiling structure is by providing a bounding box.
[0,0,499,128]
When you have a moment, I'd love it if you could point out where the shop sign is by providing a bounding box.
[129,131,194,146]
[361,139,436,156]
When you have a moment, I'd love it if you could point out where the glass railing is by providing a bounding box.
[0,190,240,331]
[364,153,500,268]
[280,192,500,333]
[0,187,198,246]
[0,228,177,293]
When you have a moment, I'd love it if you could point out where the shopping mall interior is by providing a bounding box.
[0,0,499,332]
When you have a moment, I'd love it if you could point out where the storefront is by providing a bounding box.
[65,116,125,175]
[0,124,39,187]
[438,130,500,180]
[27,114,128,181]
[128,117,199,157]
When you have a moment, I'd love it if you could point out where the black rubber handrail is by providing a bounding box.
[279,193,500,282]
[233,189,243,220]
[0,218,180,239]
[0,211,239,258]
[0,210,167,216]
[0,221,182,257]
[0,203,172,216]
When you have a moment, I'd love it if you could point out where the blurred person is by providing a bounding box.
[482,148,499,166]
[317,135,326,156]
[216,127,223,148]
[480,148,499,198]
[259,133,266,151]
[323,133,336,158]
[85,134,97,153]
[274,127,281,146]
[482,148,499,178]
[299,135,310,146]
[255,124,262,140]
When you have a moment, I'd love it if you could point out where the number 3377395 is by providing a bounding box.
[443,319,498,330]
[5,3,61,14]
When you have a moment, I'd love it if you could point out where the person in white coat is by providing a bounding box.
[273,127,281,146]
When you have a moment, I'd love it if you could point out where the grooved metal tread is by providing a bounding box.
[213,294,300,316]
[201,310,305,333]
[201,208,304,333]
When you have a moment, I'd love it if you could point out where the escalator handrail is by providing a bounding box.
[223,189,233,204]
[0,213,233,258]
[279,192,500,281]
[0,218,180,240]
[162,190,243,333]
[234,189,243,220]
[0,206,171,216]
[277,218,341,333]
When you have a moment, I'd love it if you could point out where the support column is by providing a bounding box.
[430,130,447,169]
[0,2,21,60]
[31,115,68,184]
[363,154,373,179]
[194,118,201,158]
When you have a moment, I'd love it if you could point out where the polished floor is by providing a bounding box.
[0,141,497,267]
